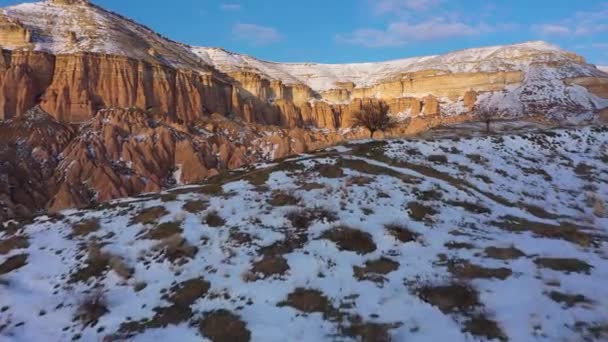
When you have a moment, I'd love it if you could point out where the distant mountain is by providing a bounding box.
[599,65,608,73]
[0,0,607,124]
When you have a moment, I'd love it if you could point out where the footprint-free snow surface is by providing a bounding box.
[1,126,608,341]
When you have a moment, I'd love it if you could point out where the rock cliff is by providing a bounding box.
[0,1,606,126]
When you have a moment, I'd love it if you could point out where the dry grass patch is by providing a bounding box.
[70,219,100,238]
[427,154,448,163]
[521,167,553,181]
[407,202,438,221]
[286,207,338,230]
[69,245,109,284]
[75,291,108,328]
[313,163,344,178]
[444,241,476,250]
[297,182,325,191]
[166,278,210,307]
[447,200,490,214]
[340,316,400,342]
[448,260,512,280]
[416,283,480,314]
[182,200,209,213]
[199,309,251,342]
[142,221,183,240]
[464,315,507,341]
[535,258,593,274]
[130,206,169,225]
[347,176,374,186]
[248,255,290,281]
[484,246,525,260]
[494,216,601,247]
[198,184,224,196]
[353,257,400,283]
[204,211,226,228]
[278,288,341,321]
[0,235,28,255]
[321,226,377,255]
[547,291,592,308]
[153,234,198,264]
[267,192,299,207]
[0,253,28,275]
[117,278,210,338]
[385,223,420,243]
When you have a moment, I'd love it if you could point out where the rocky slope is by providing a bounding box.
[0,105,470,221]
[1,126,607,341]
[0,0,607,126]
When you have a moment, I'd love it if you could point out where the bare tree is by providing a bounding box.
[351,104,395,139]
[475,106,496,133]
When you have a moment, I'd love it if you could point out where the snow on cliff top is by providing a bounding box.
[0,1,599,92]
[191,41,592,91]
[599,65,608,73]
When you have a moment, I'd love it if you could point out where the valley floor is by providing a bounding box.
[1,126,607,341]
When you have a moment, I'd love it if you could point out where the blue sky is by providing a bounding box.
[2,0,608,64]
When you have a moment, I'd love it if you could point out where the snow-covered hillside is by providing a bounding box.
[599,66,608,73]
[1,126,607,341]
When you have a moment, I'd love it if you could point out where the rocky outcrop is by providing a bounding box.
[0,107,75,220]
[0,14,30,47]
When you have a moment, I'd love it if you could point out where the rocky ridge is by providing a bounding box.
[0,0,606,125]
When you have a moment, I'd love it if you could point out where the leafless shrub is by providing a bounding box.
[351,103,396,139]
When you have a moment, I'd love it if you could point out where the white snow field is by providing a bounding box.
[1,126,607,341]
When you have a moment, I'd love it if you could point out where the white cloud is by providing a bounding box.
[220,3,241,11]
[535,24,571,36]
[233,23,282,45]
[535,5,608,37]
[372,0,443,13]
[337,18,490,48]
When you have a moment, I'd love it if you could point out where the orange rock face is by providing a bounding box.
[0,49,463,129]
